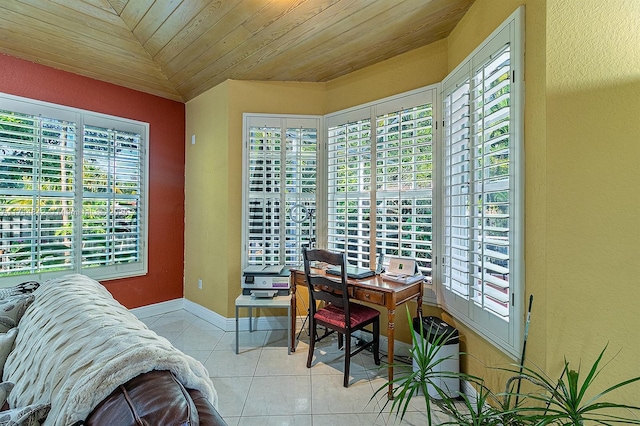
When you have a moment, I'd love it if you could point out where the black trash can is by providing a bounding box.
[412,316,460,399]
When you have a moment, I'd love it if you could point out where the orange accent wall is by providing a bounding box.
[0,54,185,308]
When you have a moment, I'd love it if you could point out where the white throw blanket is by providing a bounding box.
[2,274,218,426]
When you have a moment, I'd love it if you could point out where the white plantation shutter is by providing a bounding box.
[247,123,282,265]
[0,110,76,275]
[441,8,523,356]
[82,125,142,268]
[0,94,148,285]
[375,103,434,276]
[443,73,472,303]
[470,45,512,318]
[326,88,435,273]
[284,126,317,263]
[243,115,319,267]
[327,117,373,267]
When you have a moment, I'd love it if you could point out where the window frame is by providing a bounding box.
[439,7,525,358]
[0,92,149,286]
[324,87,439,303]
[241,113,323,269]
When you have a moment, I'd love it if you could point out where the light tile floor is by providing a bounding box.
[140,309,456,426]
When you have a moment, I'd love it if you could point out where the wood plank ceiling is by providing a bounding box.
[0,0,475,102]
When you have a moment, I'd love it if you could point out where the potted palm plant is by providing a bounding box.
[371,306,476,425]
[372,308,640,426]
[437,345,640,425]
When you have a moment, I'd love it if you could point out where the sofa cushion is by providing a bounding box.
[86,370,199,426]
[0,296,34,333]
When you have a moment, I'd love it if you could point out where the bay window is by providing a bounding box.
[241,8,523,356]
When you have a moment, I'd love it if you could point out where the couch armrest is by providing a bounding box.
[86,370,223,426]
[187,388,227,426]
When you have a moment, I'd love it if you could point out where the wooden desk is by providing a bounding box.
[290,268,423,399]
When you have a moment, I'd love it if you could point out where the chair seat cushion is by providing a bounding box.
[315,302,379,329]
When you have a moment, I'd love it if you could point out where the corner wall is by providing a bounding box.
[184,81,326,317]
[182,26,458,337]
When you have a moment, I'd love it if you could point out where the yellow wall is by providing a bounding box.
[544,0,640,402]
[185,82,231,315]
[184,0,640,404]
[325,39,448,111]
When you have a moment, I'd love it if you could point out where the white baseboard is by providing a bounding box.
[130,298,184,319]
[130,298,302,332]
[183,298,229,330]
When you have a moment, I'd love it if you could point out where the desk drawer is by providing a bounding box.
[353,288,385,305]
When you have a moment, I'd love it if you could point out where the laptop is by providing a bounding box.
[326,265,375,279]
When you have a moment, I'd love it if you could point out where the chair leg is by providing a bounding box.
[337,332,343,350]
[343,333,351,387]
[373,319,380,366]
[306,318,316,369]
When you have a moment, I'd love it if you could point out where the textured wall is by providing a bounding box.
[446,0,640,405]
[545,0,640,403]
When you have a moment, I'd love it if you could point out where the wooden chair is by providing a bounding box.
[302,248,380,387]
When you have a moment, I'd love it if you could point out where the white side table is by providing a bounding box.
[235,294,292,355]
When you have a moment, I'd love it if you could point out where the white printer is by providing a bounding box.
[242,265,291,297]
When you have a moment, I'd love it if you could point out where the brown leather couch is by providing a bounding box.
[0,277,225,425]
[85,370,227,426]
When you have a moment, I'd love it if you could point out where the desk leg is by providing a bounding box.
[235,305,239,355]
[287,303,292,355]
[387,308,395,400]
[290,292,296,352]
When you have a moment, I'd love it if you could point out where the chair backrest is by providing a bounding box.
[302,248,352,327]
